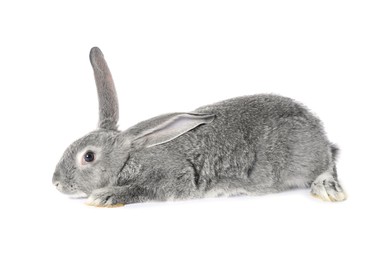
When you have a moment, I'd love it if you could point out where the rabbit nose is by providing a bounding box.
[52,171,60,183]
[53,181,63,191]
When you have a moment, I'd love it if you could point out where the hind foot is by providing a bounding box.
[311,172,346,202]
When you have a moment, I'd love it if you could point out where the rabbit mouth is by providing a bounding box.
[54,181,88,198]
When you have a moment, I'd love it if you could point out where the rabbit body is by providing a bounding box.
[110,95,333,204]
[53,47,346,206]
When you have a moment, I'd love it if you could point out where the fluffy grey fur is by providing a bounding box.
[52,47,346,207]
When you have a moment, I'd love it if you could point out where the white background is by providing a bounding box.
[1,1,389,259]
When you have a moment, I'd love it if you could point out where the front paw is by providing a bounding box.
[86,187,125,208]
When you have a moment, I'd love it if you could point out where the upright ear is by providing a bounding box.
[132,113,215,148]
[90,47,119,130]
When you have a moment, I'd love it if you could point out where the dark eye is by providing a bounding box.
[83,151,95,163]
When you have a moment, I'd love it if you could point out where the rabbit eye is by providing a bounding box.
[83,151,95,163]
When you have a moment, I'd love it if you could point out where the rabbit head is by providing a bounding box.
[52,47,124,197]
[52,47,215,198]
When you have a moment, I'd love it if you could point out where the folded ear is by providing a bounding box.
[90,47,119,130]
[132,113,215,148]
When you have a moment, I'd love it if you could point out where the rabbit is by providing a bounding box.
[52,47,346,207]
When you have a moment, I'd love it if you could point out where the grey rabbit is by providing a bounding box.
[52,47,346,207]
